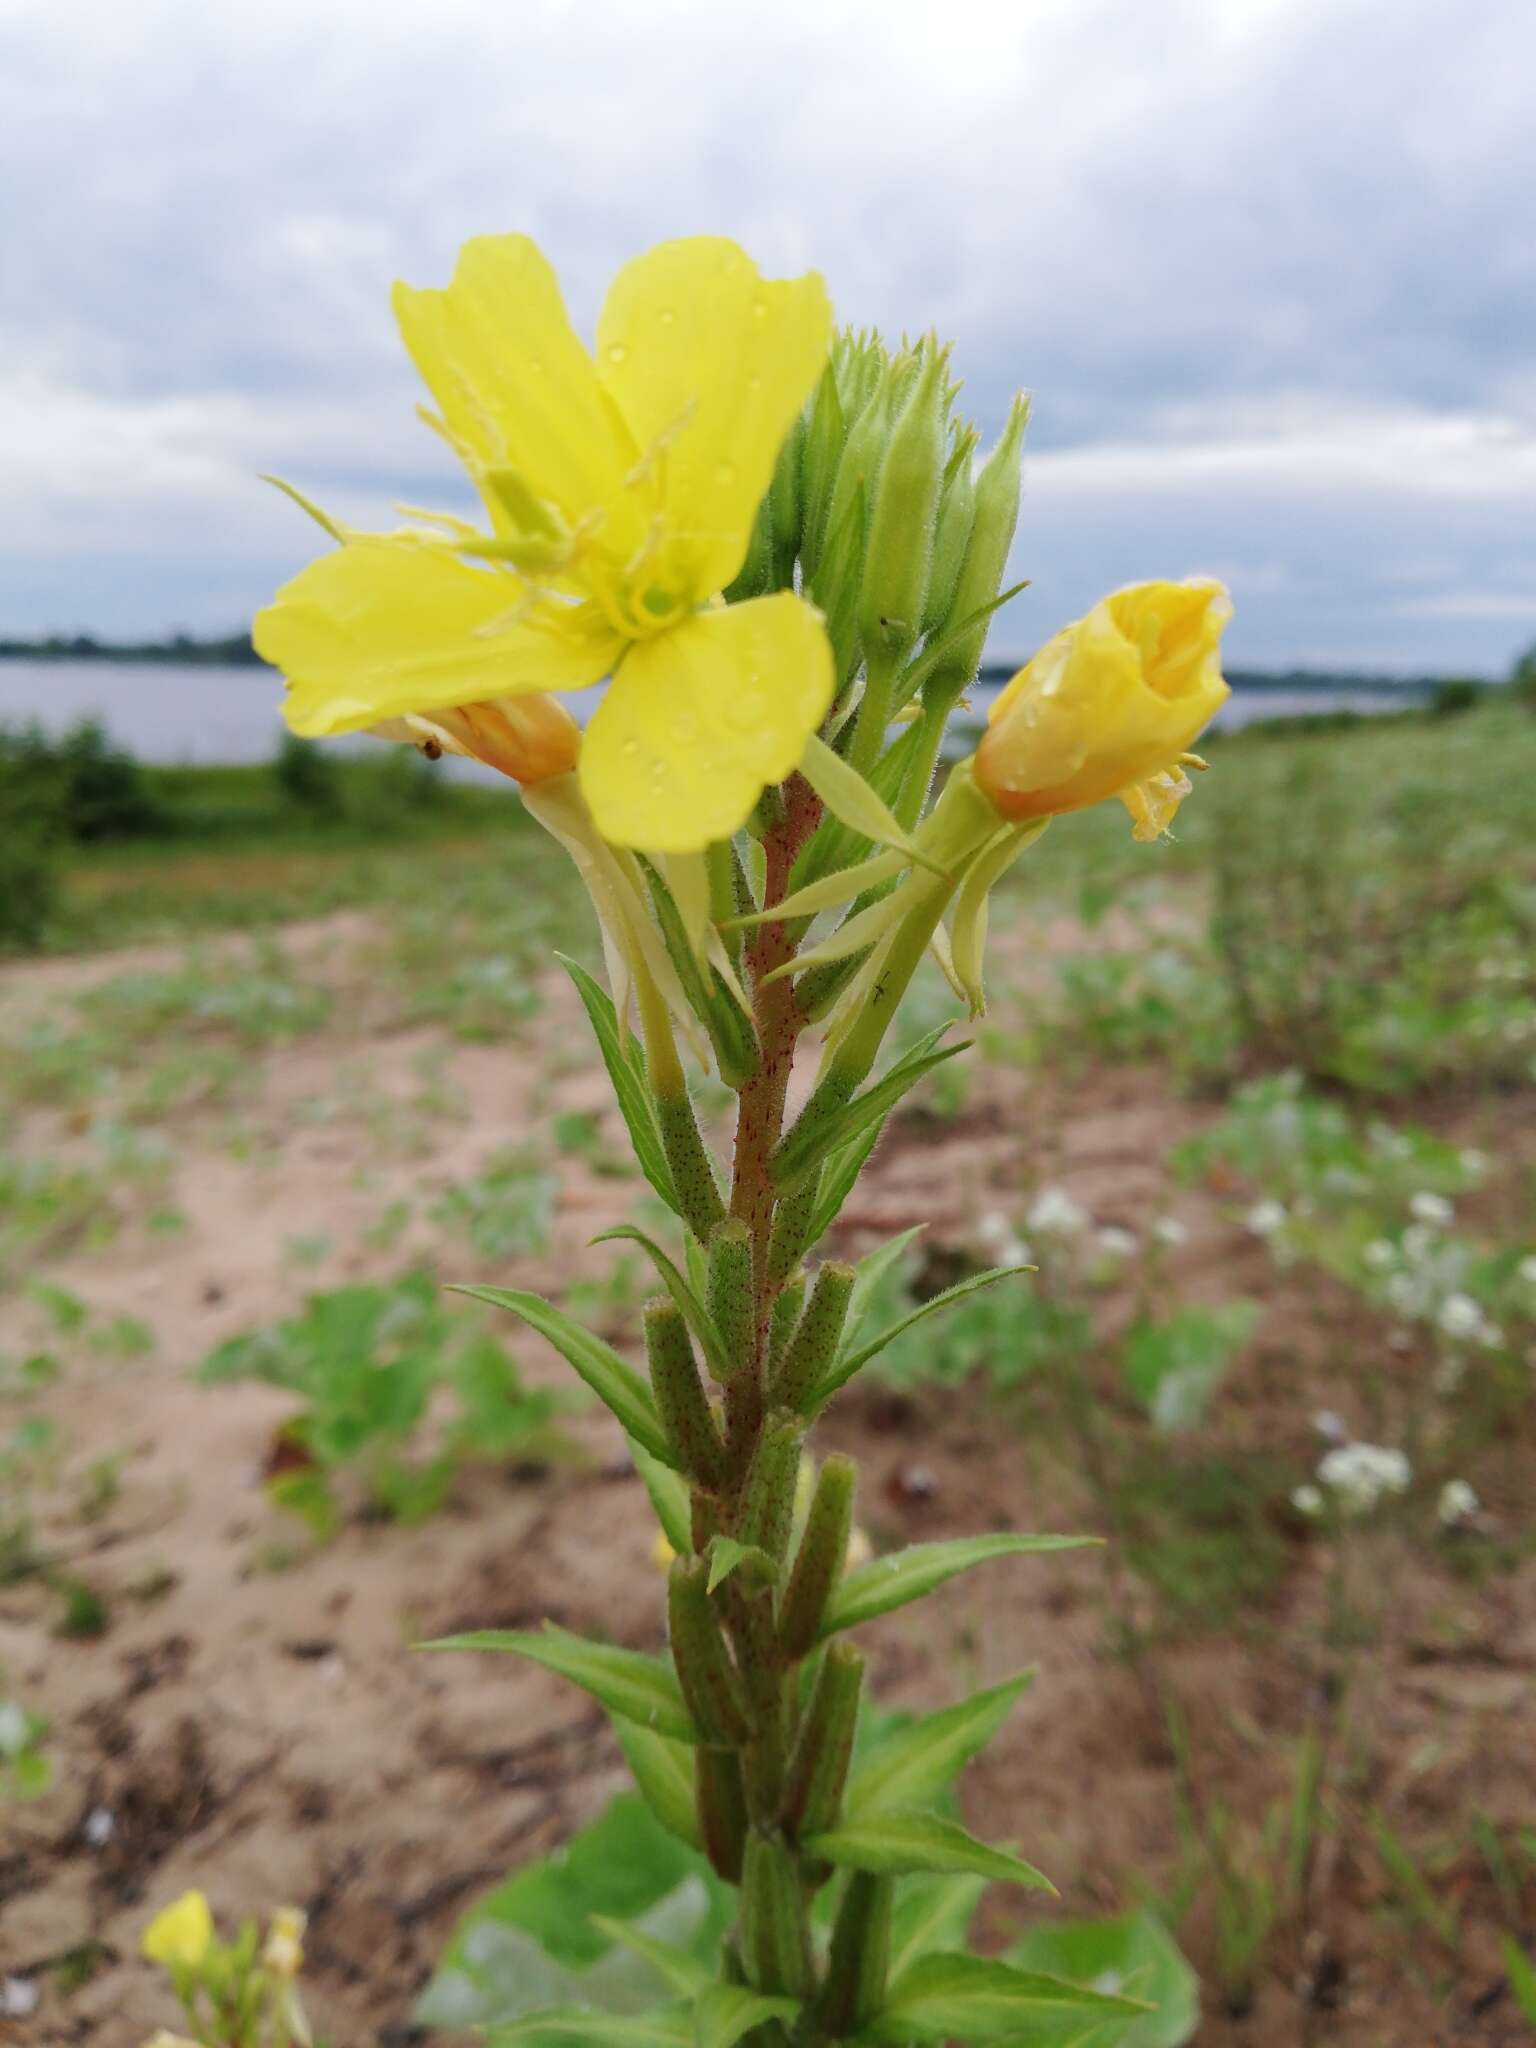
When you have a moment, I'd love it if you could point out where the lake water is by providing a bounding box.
[0,660,1431,766]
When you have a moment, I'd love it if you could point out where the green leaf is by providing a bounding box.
[1121,1302,1260,1433]
[486,2009,693,2047]
[888,1874,988,1981]
[452,1285,673,1467]
[691,1984,800,2048]
[805,1811,1054,1892]
[774,1029,969,1191]
[591,1226,732,1381]
[821,1533,1099,1639]
[612,1721,701,1852]
[1005,1910,1200,2046]
[844,1672,1035,1821]
[419,1623,698,1744]
[814,1265,1031,1410]
[1503,1936,1536,2024]
[844,1224,926,1340]
[871,1954,1150,2043]
[705,1535,779,1595]
[631,1438,693,1556]
[808,1115,889,1243]
[560,955,679,1218]
[798,732,943,874]
[588,1917,710,1998]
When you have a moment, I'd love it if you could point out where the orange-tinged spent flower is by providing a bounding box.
[370,693,580,786]
[254,235,835,851]
[975,578,1231,839]
[141,1889,213,1969]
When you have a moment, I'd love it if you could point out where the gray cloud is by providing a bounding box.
[1,0,1531,670]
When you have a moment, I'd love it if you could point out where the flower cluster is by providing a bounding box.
[139,1891,309,2048]
[1294,1441,1412,1520]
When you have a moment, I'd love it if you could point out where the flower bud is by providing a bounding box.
[668,1555,754,1746]
[974,578,1232,839]
[818,1872,893,2035]
[770,1260,856,1412]
[704,1218,755,1381]
[777,1453,856,1662]
[859,340,950,665]
[766,1272,807,1375]
[921,424,978,637]
[742,1830,812,1994]
[783,1638,863,1838]
[924,394,1029,700]
[738,1413,807,1568]
[696,1745,749,1883]
[371,692,581,786]
[644,1297,728,1492]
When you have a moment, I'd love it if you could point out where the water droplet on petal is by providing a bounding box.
[607,342,628,366]
[621,737,641,760]
[727,687,768,731]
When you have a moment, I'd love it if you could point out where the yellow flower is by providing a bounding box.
[262,1904,307,1980]
[974,578,1231,839]
[140,1889,213,1970]
[255,235,835,852]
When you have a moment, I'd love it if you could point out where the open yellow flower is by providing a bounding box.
[974,578,1232,839]
[141,1889,213,1970]
[254,235,835,850]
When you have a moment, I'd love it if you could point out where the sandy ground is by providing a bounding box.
[1,913,1532,2046]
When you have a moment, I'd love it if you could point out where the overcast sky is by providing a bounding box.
[2,0,1531,672]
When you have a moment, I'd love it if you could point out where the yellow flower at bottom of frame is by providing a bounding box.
[254,234,835,852]
[140,1889,213,1970]
[974,578,1232,839]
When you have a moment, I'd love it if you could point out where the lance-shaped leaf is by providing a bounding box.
[812,1265,1031,1412]
[843,1671,1036,1821]
[804,1810,1053,1892]
[453,1285,672,1466]
[888,1874,989,1983]
[586,1916,710,1999]
[629,1438,693,1557]
[807,1113,888,1243]
[611,1719,700,1851]
[869,1953,1150,2043]
[727,845,910,929]
[844,1224,926,1339]
[772,1030,969,1192]
[419,1623,698,1743]
[484,2009,694,2047]
[592,1226,734,1383]
[761,883,918,985]
[819,1533,1099,1639]
[691,1985,800,2048]
[790,714,928,893]
[559,956,679,1216]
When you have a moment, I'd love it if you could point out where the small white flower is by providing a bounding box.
[1312,1409,1347,1441]
[83,1806,114,1847]
[1316,1441,1411,1517]
[1402,1224,1435,1262]
[1437,1479,1479,1527]
[1152,1216,1189,1248]
[1,1980,40,2019]
[1095,1226,1138,1259]
[1245,1199,1286,1238]
[1027,1188,1088,1236]
[1364,1239,1395,1270]
[1459,1149,1487,1178]
[1292,1484,1325,1517]
[1437,1293,1484,1342]
[1480,1323,1505,1352]
[1386,1272,1420,1313]
[1434,1353,1468,1394]
[1410,1191,1453,1227]
[1518,1254,1536,1288]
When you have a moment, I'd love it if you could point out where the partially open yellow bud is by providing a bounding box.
[140,1889,213,1970]
[262,1904,307,1979]
[370,693,580,787]
[974,578,1231,839]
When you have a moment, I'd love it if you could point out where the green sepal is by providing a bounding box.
[640,857,761,1088]
[770,1261,856,1412]
[820,1534,1099,1640]
[630,1436,694,1555]
[419,1622,697,1743]
[593,1226,734,1382]
[705,1536,780,1596]
[777,1453,856,1664]
[783,1638,864,1839]
[704,1219,755,1383]
[645,1297,729,1494]
[558,955,679,1218]
[811,1265,1031,1414]
[452,1285,672,1467]
[741,1831,812,1997]
[843,1670,1035,1821]
[818,1872,894,2038]
[804,1810,1054,1893]
[668,1556,754,1747]
[696,1744,750,1884]
[738,1413,806,1567]
[612,1717,701,1851]
[772,1031,969,1193]
[867,1951,1150,2044]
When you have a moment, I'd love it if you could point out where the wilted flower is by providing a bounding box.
[1438,1478,1479,1527]
[974,579,1231,840]
[256,234,836,851]
[141,1890,213,1970]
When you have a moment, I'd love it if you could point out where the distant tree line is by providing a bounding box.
[0,630,265,665]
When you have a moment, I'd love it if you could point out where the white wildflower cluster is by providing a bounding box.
[1294,1441,1412,1520]
[1364,1192,1505,1372]
[1026,1187,1089,1237]
[1152,1216,1189,1248]
[976,1209,1032,1270]
[1095,1225,1138,1259]
[1245,1198,1286,1238]
[1437,1478,1479,1528]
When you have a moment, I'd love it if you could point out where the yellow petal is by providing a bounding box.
[580,595,834,852]
[254,540,622,735]
[596,239,832,597]
[141,1890,213,1969]
[392,234,637,537]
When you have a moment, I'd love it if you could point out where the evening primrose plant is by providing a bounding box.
[256,233,1231,2043]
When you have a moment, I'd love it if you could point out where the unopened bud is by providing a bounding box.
[783,1638,864,1839]
[860,340,949,666]
[920,425,978,636]
[667,1555,753,1747]
[818,1872,893,2035]
[738,1412,806,1567]
[696,1745,749,1884]
[705,1219,755,1382]
[741,1830,812,1995]
[766,1272,807,1374]
[645,1297,728,1493]
[769,411,805,581]
[925,393,1030,700]
[777,1454,856,1663]
[770,1261,855,1412]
